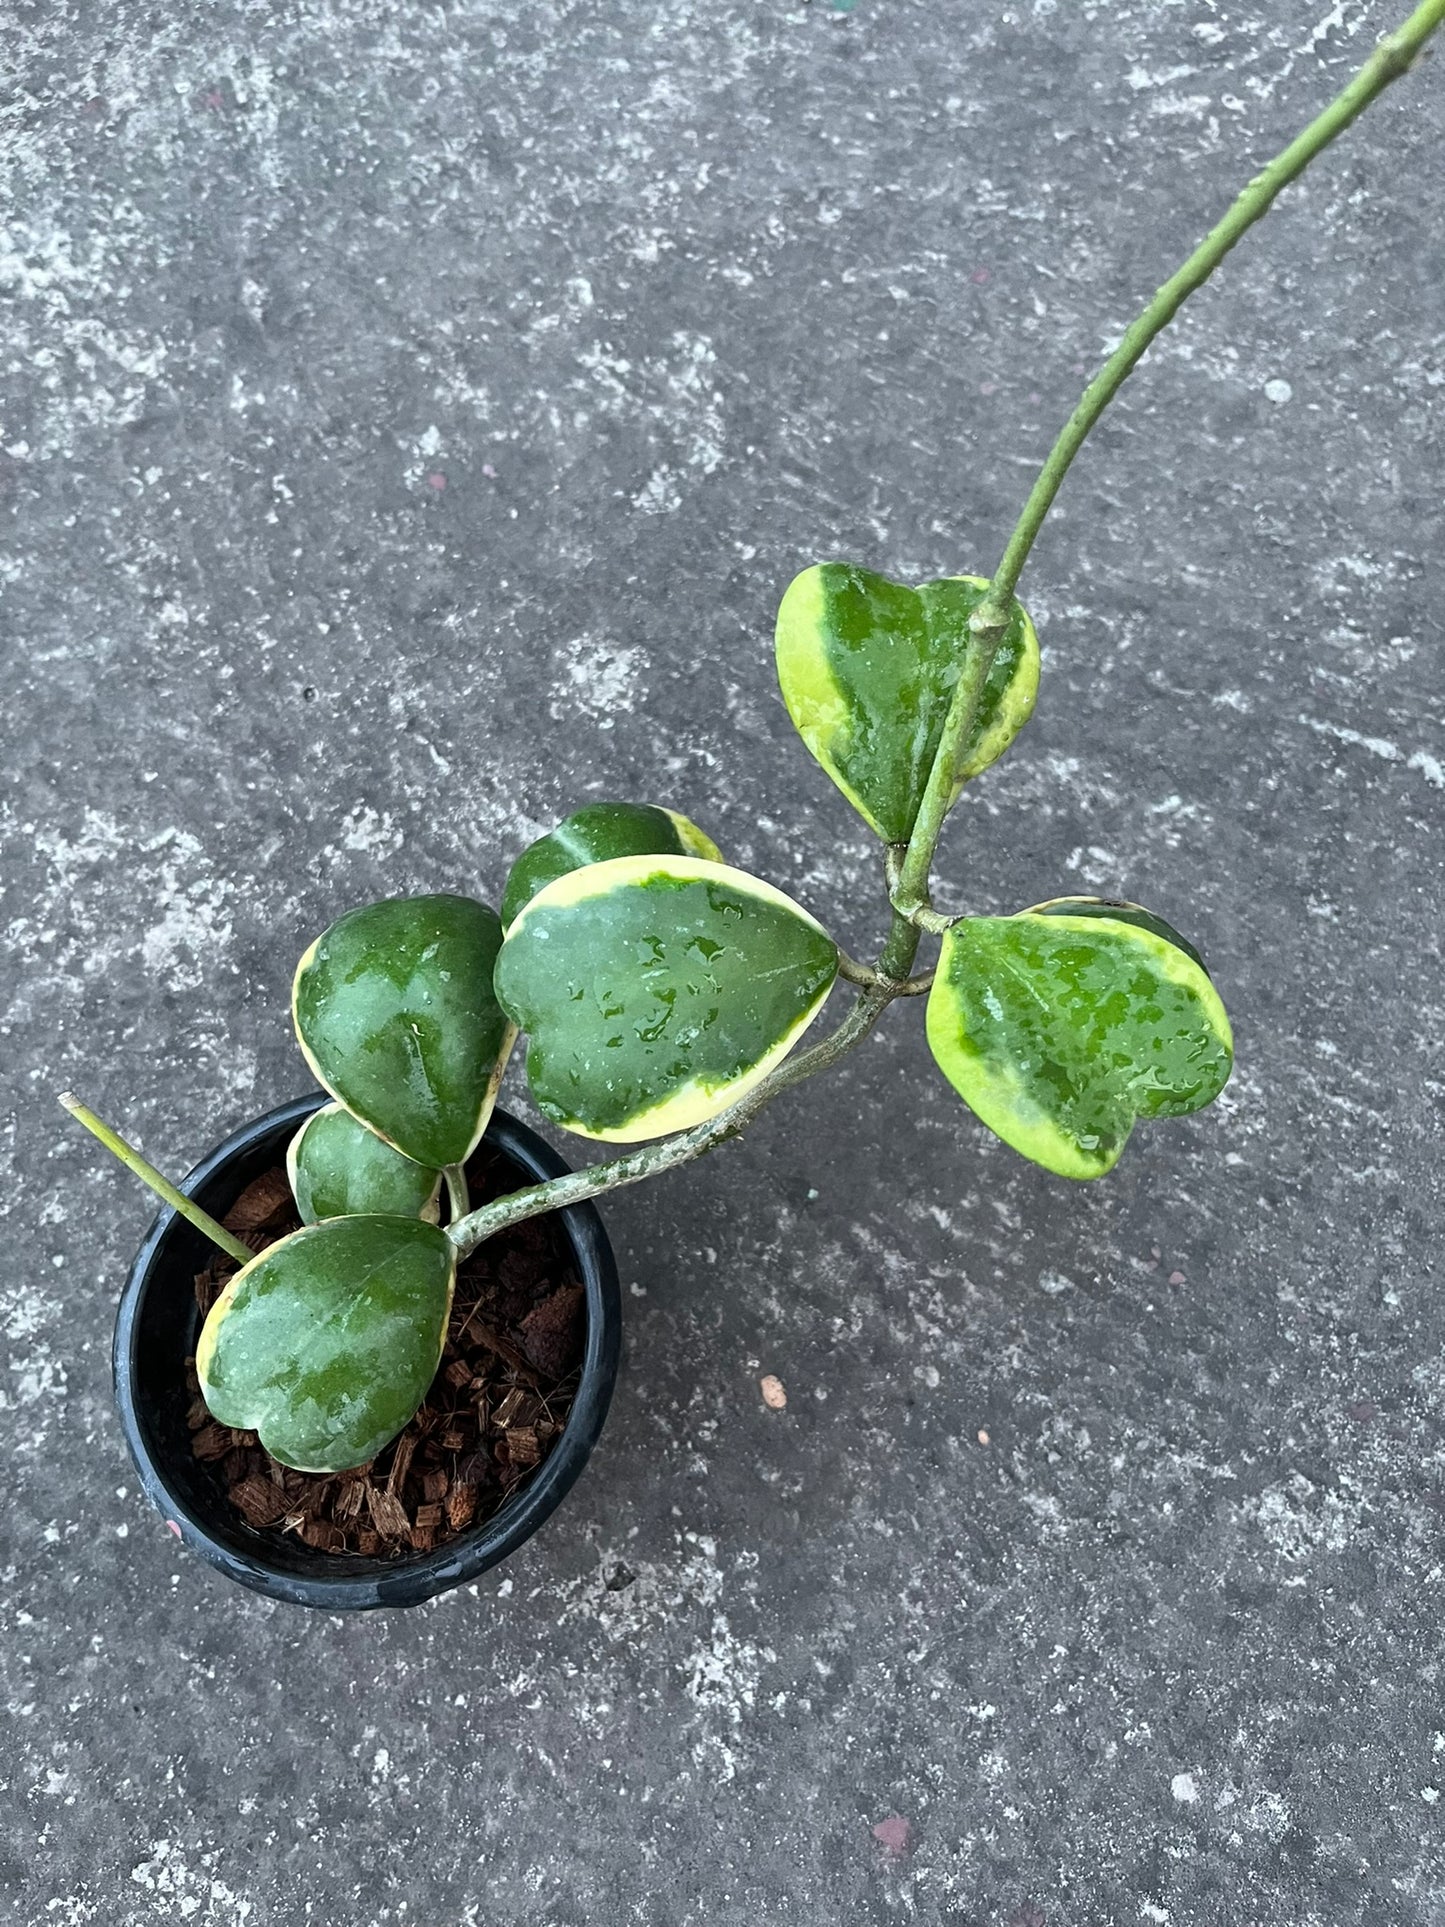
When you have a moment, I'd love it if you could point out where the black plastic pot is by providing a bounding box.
[113,1093,621,1610]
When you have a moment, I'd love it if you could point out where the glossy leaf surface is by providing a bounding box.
[196,1215,456,1473]
[494,855,838,1141]
[293,894,510,1169]
[926,906,1233,1179]
[1027,895,1209,974]
[501,801,721,930]
[287,1102,441,1224]
[775,563,1039,842]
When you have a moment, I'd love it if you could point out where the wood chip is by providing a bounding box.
[415,1502,442,1530]
[386,1432,416,1495]
[408,1523,436,1553]
[299,1518,345,1553]
[463,1318,537,1379]
[446,1485,477,1531]
[185,1397,210,1432]
[192,1423,232,1462]
[421,1470,448,1504]
[223,1169,295,1232]
[443,1358,473,1390]
[367,1487,410,1538]
[519,1283,584,1376]
[492,1387,528,1430]
[334,1480,368,1522]
[228,1477,291,1528]
[505,1426,542,1468]
[296,1479,334,1521]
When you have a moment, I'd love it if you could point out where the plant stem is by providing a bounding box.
[837,945,937,993]
[444,1163,470,1220]
[447,984,891,1256]
[58,1093,254,1266]
[451,2,1444,1256]
[892,0,1445,924]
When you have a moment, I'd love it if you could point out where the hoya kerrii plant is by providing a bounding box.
[65,4,1444,1491]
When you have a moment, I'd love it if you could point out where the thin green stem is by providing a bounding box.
[875,904,923,984]
[436,4,1445,1260]
[835,946,879,988]
[59,1092,254,1266]
[838,944,937,993]
[892,0,1445,923]
[447,985,890,1256]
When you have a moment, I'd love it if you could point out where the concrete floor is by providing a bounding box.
[3,2,1443,1920]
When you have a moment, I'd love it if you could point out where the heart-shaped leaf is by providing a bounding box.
[501,801,721,930]
[494,855,838,1141]
[775,563,1040,842]
[926,903,1233,1179]
[293,894,512,1169]
[196,1215,456,1473]
[287,1102,442,1225]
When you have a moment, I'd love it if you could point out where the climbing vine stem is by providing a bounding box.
[418,6,1445,1255]
[887,0,1445,941]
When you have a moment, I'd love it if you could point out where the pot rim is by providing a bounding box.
[113,1092,621,1610]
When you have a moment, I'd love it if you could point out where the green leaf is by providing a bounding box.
[494,855,838,1141]
[1026,894,1209,974]
[196,1215,456,1473]
[501,801,722,930]
[293,894,512,1169]
[286,1102,442,1224]
[775,563,1040,842]
[925,905,1233,1179]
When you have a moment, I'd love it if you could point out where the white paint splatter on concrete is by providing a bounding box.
[549,637,645,726]
[1301,716,1444,787]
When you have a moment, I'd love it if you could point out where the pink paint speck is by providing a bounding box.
[871,1815,913,1856]
[971,267,991,285]
[979,380,999,396]
[482,462,498,478]
[166,1520,182,1539]
[426,473,447,491]
[202,89,225,110]
[1168,1270,1186,1286]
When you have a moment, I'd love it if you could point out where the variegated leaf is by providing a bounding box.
[293,894,512,1169]
[775,563,1039,842]
[197,1215,456,1473]
[926,901,1233,1179]
[494,855,838,1141]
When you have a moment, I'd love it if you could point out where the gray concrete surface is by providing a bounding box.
[3,2,1444,1921]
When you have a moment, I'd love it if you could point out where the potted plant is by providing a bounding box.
[66,3,1444,1608]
